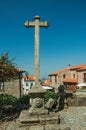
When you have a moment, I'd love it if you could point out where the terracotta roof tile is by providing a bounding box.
[28,76,35,81]
[42,79,50,86]
[70,64,86,70]
[63,78,78,83]
[77,65,86,71]
[23,75,35,81]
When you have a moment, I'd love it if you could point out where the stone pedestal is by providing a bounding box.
[28,86,48,115]
[6,87,71,130]
[17,86,48,123]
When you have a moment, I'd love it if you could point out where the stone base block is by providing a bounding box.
[18,110,59,125]
[28,107,48,115]
[45,124,71,130]
[6,122,71,130]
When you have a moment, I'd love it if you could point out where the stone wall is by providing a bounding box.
[77,70,86,83]
[0,80,23,98]
[67,93,86,107]
[50,76,56,87]
[58,70,71,86]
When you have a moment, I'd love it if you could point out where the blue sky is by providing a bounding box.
[0,0,86,78]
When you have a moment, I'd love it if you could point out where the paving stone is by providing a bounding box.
[29,125,44,130]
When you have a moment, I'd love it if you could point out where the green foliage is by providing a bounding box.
[15,95,30,107]
[0,53,19,81]
[0,94,30,108]
[0,94,17,106]
[44,90,58,106]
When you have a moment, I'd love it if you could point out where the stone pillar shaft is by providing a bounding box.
[34,18,40,87]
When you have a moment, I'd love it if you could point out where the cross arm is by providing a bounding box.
[39,21,49,28]
[24,21,35,28]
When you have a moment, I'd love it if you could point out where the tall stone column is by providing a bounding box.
[34,16,40,87]
[24,16,49,115]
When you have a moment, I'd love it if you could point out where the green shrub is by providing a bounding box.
[0,94,30,107]
[0,94,17,106]
[44,90,58,107]
[15,94,30,107]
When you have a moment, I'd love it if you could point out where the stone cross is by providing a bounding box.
[24,16,49,87]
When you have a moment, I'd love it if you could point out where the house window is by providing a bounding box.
[63,74,66,79]
[30,83,33,89]
[26,83,28,86]
[31,83,33,86]
[73,74,75,78]
[83,73,86,82]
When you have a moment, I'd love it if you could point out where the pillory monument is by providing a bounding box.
[6,16,71,130]
[23,15,49,115]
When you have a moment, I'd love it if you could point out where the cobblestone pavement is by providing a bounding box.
[0,107,86,130]
[59,107,86,130]
[0,121,12,130]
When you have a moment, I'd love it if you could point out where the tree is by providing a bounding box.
[25,71,29,77]
[0,53,19,82]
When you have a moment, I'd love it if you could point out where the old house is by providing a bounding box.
[22,75,35,95]
[49,64,86,91]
